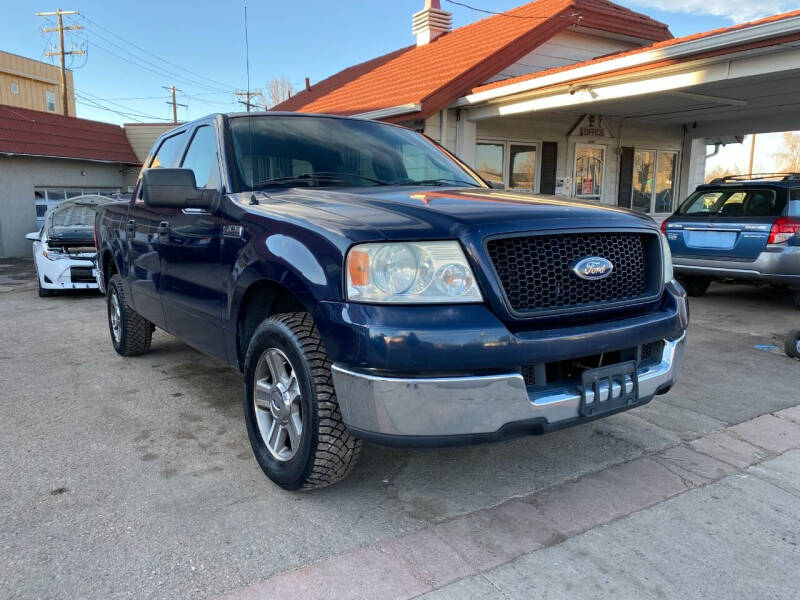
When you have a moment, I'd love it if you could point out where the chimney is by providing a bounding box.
[412,0,452,46]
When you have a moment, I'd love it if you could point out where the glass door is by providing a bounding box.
[631,149,678,213]
[509,145,537,191]
[574,145,605,200]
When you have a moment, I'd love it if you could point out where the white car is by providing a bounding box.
[26,195,115,297]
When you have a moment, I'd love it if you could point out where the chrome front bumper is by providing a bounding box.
[331,333,686,442]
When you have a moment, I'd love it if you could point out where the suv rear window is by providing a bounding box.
[677,188,786,217]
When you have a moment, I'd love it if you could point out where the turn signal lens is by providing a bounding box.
[768,217,800,244]
[347,250,370,287]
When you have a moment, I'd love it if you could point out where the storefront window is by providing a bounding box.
[476,143,504,186]
[574,145,604,199]
[509,145,537,191]
[631,150,678,213]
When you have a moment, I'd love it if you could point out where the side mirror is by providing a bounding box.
[488,180,505,190]
[25,232,40,241]
[142,168,219,211]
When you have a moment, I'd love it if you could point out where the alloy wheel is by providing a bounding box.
[253,348,303,462]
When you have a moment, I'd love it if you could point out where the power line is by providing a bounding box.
[444,0,581,19]
[74,13,237,91]
[68,17,231,94]
[75,91,169,121]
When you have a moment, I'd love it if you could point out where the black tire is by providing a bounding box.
[37,279,56,297]
[679,276,711,298]
[107,274,152,356]
[243,312,362,490]
[785,329,800,359]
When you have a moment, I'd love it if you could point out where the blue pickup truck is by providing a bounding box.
[95,113,688,489]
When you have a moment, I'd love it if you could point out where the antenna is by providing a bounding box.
[244,2,258,205]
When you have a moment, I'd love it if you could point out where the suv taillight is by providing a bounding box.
[768,217,800,244]
[660,220,667,235]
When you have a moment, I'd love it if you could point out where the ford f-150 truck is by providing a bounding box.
[95,113,688,490]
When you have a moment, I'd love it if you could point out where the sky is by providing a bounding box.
[3,0,797,170]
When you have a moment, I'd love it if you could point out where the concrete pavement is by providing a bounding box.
[1,258,799,599]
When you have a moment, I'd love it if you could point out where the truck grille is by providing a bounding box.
[486,231,659,315]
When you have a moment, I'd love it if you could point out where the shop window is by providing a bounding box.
[45,91,56,112]
[10,82,19,94]
[476,143,504,186]
[574,145,605,200]
[630,149,678,214]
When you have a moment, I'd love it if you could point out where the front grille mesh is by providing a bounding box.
[487,232,650,313]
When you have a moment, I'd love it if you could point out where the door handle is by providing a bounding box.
[158,221,169,242]
[126,219,135,234]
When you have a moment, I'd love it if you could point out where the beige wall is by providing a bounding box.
[0,51,76,116]
[124,123,179,164]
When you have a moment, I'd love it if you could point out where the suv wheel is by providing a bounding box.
[107,274,153,356]
[679,276,711,298]
[243,312,362,490]
[785,329,800,359]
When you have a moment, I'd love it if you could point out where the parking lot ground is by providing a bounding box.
[1,258,798,599]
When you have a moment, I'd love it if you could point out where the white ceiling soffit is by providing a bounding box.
[464,42,800,120]
[352,103,423,120]
[457,14,800,108]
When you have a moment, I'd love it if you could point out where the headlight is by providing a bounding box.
[660,233,674,284]
[346,241,483,303]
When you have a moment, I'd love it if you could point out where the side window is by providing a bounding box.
[150,131,187,169]
[137,131,187,203]
[180,126,221,189]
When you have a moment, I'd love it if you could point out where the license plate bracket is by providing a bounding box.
[580,361,639,417]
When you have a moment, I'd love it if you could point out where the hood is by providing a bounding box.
[240,186,658,242]
[46,195,115,241]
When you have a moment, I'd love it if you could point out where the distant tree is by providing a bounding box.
[705,164,739,183]
[774,131,800,172]
[265,77,294,108]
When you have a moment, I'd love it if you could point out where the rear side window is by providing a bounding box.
[677,188,785,217]
[790,189,800,217]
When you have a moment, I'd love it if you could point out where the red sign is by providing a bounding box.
[582,178,594,195]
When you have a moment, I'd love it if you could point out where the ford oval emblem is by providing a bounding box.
[572,256,614,281]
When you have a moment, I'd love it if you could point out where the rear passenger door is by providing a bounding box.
[125,129,188,328]
[158,123,228,360]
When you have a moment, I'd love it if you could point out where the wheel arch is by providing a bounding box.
[234,278,314,371]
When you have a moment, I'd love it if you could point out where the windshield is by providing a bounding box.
[229,115,484,191]
[676,188,786,217]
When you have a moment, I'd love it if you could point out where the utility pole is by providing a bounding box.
[162,86,187,123]
[37,9,84,116]
[748,134,757,177]
[234,90,266,112]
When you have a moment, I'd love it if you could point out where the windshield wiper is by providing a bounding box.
[254,172,390,188]
[396,178,481,188]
